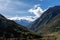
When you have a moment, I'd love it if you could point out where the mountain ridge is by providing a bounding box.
[29,6,60,33]
[0,14,42,40]
[8,16,37,28]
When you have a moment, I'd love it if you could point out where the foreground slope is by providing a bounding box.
[0,14,41,40]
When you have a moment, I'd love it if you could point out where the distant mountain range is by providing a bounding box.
[8,16,37,28]
[29,6,60,35]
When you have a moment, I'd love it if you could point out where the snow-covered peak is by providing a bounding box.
[8,16,37,27]
[28,4,44,17]
[8,16,37,22]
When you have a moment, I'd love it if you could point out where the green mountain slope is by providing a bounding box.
[36,14,60,34]
[0,14,42,40]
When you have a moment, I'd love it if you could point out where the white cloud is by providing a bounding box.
[0,0,32,18]
[13,1,31,7]
[8,16,36,22]
[0,0,10,10]
[0,0,31,11]
[34,4,40,8]
[28,4,44,17]
[39,0,44,1]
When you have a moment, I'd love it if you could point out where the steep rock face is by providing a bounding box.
[30,6,60,33]
[35,14,60,40]
[36,14,60,34]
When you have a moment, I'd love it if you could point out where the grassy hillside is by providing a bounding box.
[0,14,42,40]
[36,14,60,34]
[35,14,60,40]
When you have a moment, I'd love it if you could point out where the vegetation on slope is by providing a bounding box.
[0,14,42,40]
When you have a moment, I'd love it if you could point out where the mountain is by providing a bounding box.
[0,14,6,19]
[29,6,60,34]
[36,14,60,34]
[15,19,31,27]
[0,14,42,40]
[29,6,60,40]
[8,16,37,28]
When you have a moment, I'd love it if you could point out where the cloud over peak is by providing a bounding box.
[28,4,44,17]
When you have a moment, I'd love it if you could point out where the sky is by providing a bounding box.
[0,0,60,18]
